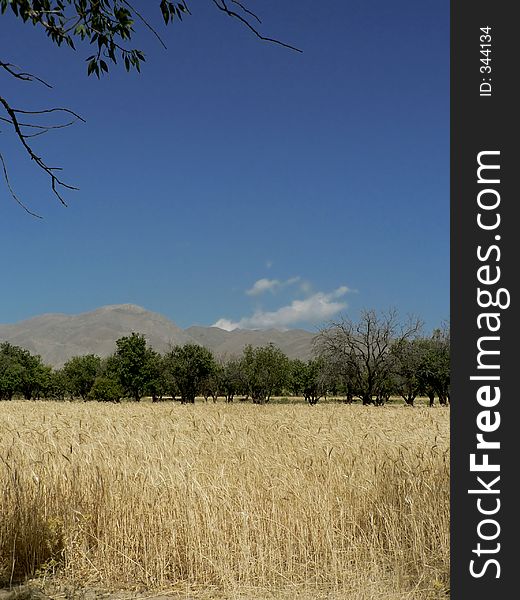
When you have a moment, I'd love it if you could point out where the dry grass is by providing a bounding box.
[0,402,449,599]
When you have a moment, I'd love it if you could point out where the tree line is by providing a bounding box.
[0,310,450,406]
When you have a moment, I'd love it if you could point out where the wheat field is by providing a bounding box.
[0,401,449,599]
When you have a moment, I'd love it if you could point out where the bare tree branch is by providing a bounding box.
[12,107,86,122]
[0,62,53,88]
[211,0,302,53]
[0,115,81,131]
[121,0,168,50]
[231,0,262,24]
[315,309,423,405]
[0,95,84,208]
[0,152,43,218]
[1,1,301,215]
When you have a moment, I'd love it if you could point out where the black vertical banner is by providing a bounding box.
[451,1,518,598]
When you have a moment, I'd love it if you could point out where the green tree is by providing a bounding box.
[1,1,299,215]
[63,354,102,399]
[373,372,395,406]
[288,358,306,397]
[114,332,156,401]
[220,357,243,403]
[417,327,450,406]
[46,368,69,400]
[145,350,167,402]
[163,343,216,404]
[0,341,25,400]
[0,342,51,400]
[14,348,49,400]
[200,362,224,402]
[300,358,328,406]
[389,339,425,406]
[289,358,328,405]
[89,375,124,402]
[161,361,180,401]
[241,343,289,404]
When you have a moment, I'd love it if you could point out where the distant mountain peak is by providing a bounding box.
[93,303,149,313]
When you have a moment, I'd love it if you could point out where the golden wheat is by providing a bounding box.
[0,401,449,599]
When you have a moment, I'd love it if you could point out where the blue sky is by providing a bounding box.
[0,0,448,333]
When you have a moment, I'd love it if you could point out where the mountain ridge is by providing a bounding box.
[0,304,316,367]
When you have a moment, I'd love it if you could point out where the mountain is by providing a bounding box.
[0,304,316,367]
[186,326,316,361]
[0,305,192,367]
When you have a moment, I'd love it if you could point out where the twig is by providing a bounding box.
[13,107,86,123]
[122,0,168,49]
[0,116,82,130]
[0,96,82,206]
[211,0,302,53]
[231,0,262,24]
[0,62,53,88]
[0,152,43,218]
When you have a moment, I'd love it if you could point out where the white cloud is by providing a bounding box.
[246,278,281,296]
[212,318,239,331]
[299,280,312,294]
[213,286,349,331]
[286,276,302,286]
[245,276,301,296]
